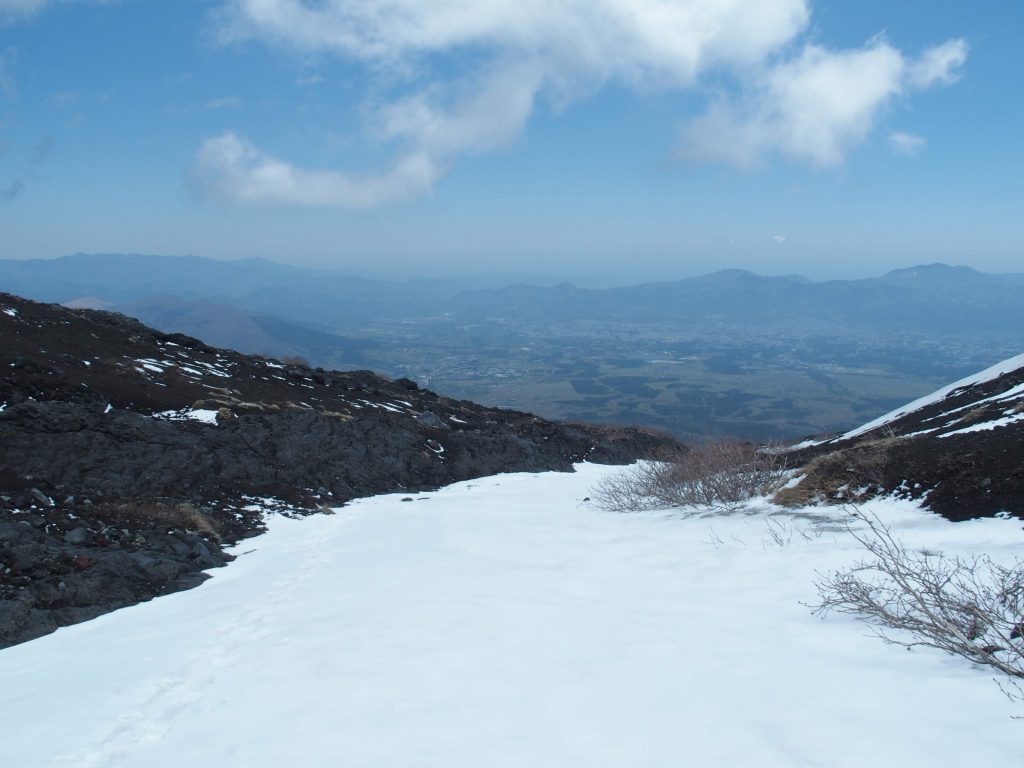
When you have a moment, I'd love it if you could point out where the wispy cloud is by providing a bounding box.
[204,96,243,110]
[0,0,114,25]
[30,133,54,163]
[48,89,81,107]
[195,0,967,208]
[0,0,49,23]
[0,132,55,203]
[0,47,16,99]
[0,179,24,201]
[888,131,927,156]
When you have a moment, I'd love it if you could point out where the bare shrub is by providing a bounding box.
[594,439,789,512]
[814,508,1024,692]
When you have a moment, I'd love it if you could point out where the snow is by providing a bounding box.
[786,437,825,451]
[2,307,17,317]
[939,411,1024,438]
[1,464,1021,767]
[838,351,1024,441]
[153,408,220,424]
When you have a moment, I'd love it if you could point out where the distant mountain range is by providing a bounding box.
[449,263,1024,335]
[2,254,1023,338]
[1,253,1022,439]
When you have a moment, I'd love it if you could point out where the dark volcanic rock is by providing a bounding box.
[0,291,681,647]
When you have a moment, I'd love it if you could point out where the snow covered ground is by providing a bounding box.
[1,463,1021,767]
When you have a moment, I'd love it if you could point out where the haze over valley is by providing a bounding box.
[3,253,1020,440]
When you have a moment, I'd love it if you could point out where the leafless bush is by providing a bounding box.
[814,508,1024,692]
[593,439,789,512]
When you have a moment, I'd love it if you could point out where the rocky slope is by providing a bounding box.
[781,354,1024,520]
[0,293,680,647]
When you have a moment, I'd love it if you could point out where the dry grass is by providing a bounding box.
[954,406,991,426]
[773,437,898,508]
[95,499,222,540]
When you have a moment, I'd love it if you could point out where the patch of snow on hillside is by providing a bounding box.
[135,359,165,374]
[838,352,1024,441]
[940,411,1024,438]
[2,307,17,317]
[787,437,826,451]
[0,465,1020,767]
[153,408,220,425]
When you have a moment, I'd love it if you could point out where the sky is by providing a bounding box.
[0,0,1020,285]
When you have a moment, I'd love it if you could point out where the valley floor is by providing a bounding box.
[0,464,1020,766]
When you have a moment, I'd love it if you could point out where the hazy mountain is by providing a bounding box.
[448,263,1024,336]
[2,254,1022,440]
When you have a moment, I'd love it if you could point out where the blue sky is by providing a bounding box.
[0,0,1020,284]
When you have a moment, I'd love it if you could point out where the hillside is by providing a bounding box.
[0,292,677,647]
[782,353,1024,520]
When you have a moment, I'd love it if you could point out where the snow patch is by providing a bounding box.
[153,408,220,425]
[939,412,1024,438]
[2,307,17,317]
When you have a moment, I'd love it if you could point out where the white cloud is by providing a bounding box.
[908,39,968,88]
[772,234,786,243]
[191,131,442,208]
[678,38,966,168]
[197,1,967,207]
[887,131,926,156]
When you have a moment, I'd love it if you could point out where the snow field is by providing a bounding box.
[1,463,1021,767]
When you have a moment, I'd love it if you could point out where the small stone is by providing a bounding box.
[64,527,92,546]
[30,488,53,507]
